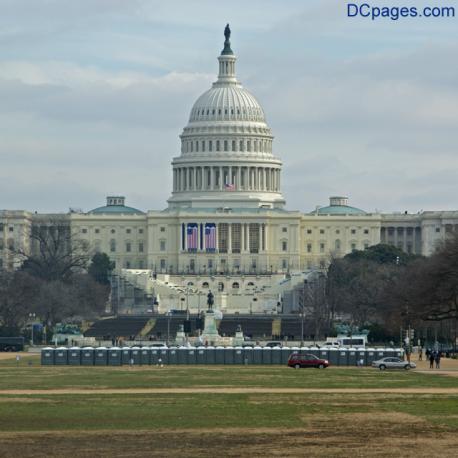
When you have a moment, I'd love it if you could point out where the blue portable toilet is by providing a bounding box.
[108,347,122,366]
[196,346,206,364]
[177,347,188,365]
[130,346,141,365]
[205,346,216,365]
[215,346,225,364]
[385,347,396,358]
[121,347,131,365]
[357,348,366,366]
[319,348,330,363]
[234,347,244,364]
[242,347,254,365]
[253,346,263,365]
[281,346,292,365]
[376,348,385,361]
[81,347,94,365]
[41,347,55,365]
[365,348,376,365]
[300,346,310,355]
[224,347,235,365]
[94,347,108,366]
[55,347,68,365]
[168,347,178,365]
[68,347,81,365]
[338,349,348,366]
[262,347,272,365]
[187,348,196,365]
[271,346,282,365]
[140,347,151,365]
[347,348,358,366]
[159,348,169,365]
[328,347,339,366]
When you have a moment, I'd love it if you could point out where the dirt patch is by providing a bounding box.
[0,426,456,457]
[1,387,458,395]
[0,353,37,361]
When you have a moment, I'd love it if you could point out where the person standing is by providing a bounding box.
[435,351,441,369]
[429,351,435,369]
[418,347,423,361]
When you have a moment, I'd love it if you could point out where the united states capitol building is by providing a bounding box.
[1,27,457,314]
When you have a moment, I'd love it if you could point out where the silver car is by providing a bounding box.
[372,357,416,371]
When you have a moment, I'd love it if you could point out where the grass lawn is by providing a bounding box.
[0,361,457,456]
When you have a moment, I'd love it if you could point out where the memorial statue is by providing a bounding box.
[222,23,233,55]
[207,290,214,312]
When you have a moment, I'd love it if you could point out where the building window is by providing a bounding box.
[110,239,116,252]
[82,228,87,234]
[202,282,209,288]
[364,243,369,249]
[126,228,131,234]
[282,227,287,233]
[224,140,228,151]
[111,229,116,234]
[139,228,143,234]
[208,259,213,270]
[139,260,144,269]
[435,227,440,233]
[95,228,100,234]
[336,229,340,234]
[307,229,312,234]
[307,243,312,253]
[160,227,165,232]
[335,239,341,250]
[9,227,14,232]
[320,243,325,253]
[282,259,288,269]
[218,282,224,292]
[232,282,239,289]
[160,259,166,270]
[216,140,220,151]
[160,240,166,251]
[232,140,236,151]
[209,140,213,151]
[351,229,356,235]
[126,242,131,252]
[364,229,369,234]
[125,261,131,269]
[320,229,325,234]
[282,241,287,251]
[351,243,356,251]
[139,242,144,253]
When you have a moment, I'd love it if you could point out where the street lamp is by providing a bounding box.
[29,313,36,346]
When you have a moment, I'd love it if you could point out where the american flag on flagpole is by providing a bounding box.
[205,224,216,251]
[187,224,198,251]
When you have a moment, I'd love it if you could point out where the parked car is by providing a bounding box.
[287,353,329,369]
[372,357,416,371]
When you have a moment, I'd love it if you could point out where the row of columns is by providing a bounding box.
[173,166,281,193]
[381,226,421,254]
[182,222,267,253]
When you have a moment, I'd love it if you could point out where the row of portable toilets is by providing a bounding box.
[41,346,404,366]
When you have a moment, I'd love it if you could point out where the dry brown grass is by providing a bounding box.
[0,424,456,458]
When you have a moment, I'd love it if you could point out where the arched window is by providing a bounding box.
[218,282,224,292]
[232,282,240,289]
[202,282,209,289]
[247,281,255,287]
[187,281,194,286]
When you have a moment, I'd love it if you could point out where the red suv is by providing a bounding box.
[287,353,329,369]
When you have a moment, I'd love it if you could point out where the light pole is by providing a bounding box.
[29,313,36,346]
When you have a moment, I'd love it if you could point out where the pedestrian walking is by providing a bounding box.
[418,347,423,361]
[435,351,441,369]
[429,351,435,369]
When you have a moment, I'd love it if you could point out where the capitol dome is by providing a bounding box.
[168,25,285,210]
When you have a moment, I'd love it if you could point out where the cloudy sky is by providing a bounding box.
[1,0,457,214]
